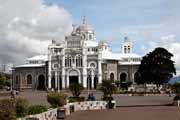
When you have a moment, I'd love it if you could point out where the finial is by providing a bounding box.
[124,36,130,42]
[52,39,56,44]
[83,16,86,24]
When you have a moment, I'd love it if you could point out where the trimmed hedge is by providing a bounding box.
[174,95,180,101]
[47,93,67,108]
[28,105,47,115]
[68,97,85,103]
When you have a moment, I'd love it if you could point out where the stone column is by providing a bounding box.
[62,49,66,89]
[83,74,87,88]
[48,54,52,89]
[78,74,81,84]
[67,73,69,88]
[98,60,102,84]
[82,48,87,88]
[55,71,58,89]
[91,69,94,89]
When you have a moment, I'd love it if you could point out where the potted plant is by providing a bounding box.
[99,80,117,109]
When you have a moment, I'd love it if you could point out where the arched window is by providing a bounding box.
[65,55,72,67]
[124,47,127,54]
[110,73,114,81]
[134,72,141,83]
[89,34,92,40]
[76,55,82,67]
[120,73,127,82]
[27,74,32,85]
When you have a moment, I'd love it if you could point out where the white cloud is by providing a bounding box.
[0,0,72,65]
[144,34,180,74]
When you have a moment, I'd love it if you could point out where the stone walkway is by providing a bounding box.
[66,106,180,120]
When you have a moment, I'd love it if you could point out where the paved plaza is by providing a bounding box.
[0,91,174,107]
[67,106,180,120]
[0,91,178,120]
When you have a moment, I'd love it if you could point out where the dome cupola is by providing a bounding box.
[74,16,96,41]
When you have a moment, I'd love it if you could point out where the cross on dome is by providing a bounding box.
[83,16,86,24]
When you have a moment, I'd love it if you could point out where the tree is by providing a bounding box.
[99,80,117,98]
[136,47,176,91]
[0,74,6,89]
[69,83,84,97]
[0,73,11,89]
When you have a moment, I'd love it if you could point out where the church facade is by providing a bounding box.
[12,17,141,91]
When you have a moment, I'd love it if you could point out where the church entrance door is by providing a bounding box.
[69,76,79,85]
[69,70,79,86]
[120,73,127,90]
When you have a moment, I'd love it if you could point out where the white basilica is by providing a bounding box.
[12,17,141,91]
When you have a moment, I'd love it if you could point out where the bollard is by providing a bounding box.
[57,108,66,119]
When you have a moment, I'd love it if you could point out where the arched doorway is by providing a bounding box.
[51,76,55,89]
[110,73,114,81]
[37,75,45,90]
[87,75,92,89]
[69,70,79,85]
[120,73,127,89]
[59,77,62,90]
[27,74,32,85]
[94,75,98,89]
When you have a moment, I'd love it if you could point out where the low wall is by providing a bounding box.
[25,101,108,120]
[25,108,57,120]
[65,101,108,115]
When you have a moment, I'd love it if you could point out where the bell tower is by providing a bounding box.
[122,37,132,54]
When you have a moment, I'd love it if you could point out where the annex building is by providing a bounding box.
[12,17,141,91]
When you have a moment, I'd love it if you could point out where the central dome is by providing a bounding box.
[75,16,94,33]
[76,24,93,32]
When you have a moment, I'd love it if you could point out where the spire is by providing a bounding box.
[82,16,86,24]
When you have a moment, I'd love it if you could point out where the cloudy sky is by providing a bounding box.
[0,0,180,75]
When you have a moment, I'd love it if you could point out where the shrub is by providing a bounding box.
[99,80,117,97]
[171,83,180,94]
[68,97,85,103]
[174,95,180,101]
[69,83,84,97]
[102,96,114,101]
[47,93,67,108]
[0,99,16,120]
[15,98,29,118]
[28,105,47,115]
